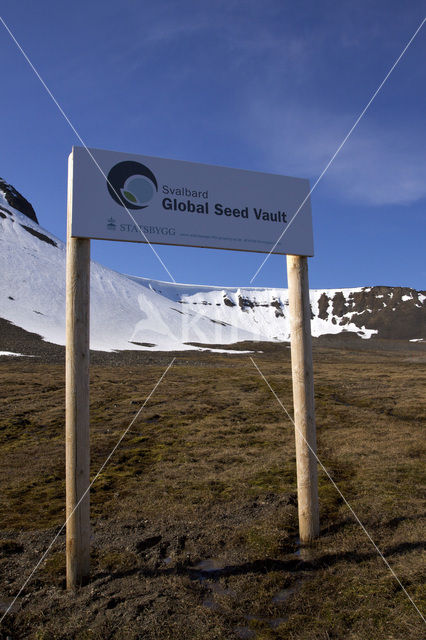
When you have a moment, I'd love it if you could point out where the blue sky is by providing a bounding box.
[1,1,425,289]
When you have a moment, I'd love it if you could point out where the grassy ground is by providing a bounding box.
[0,341,425,639]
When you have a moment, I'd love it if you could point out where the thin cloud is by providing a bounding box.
[245,100,426,206]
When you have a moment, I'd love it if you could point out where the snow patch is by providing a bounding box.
[0,351,35,357]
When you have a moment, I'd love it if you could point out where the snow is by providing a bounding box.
[0,196,422,351]
[0,351,35,357]
[0,203,261,351]
[193,348,256,354]
[0,191,10,210]
[308,288,378,339]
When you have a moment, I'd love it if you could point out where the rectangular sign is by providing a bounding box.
[69,146,314,256]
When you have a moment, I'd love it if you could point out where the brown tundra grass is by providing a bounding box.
[0,341,425,639]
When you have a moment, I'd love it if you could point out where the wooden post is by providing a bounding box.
[286,255,319,542]
[65,154,91,588]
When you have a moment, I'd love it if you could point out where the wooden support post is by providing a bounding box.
[286,254,319,543]
[65,156,91,588]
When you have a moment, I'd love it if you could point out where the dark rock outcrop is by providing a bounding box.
[318,293,330,320]
[19,224,57,247]
[0,177,38,223]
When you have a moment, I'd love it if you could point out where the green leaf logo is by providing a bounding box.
[107,161,158,210]
[123,190,137,203]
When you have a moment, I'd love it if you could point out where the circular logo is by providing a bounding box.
[107,161,158,210]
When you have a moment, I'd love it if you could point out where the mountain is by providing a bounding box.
[0,179,424,353]
[0,177,38,224]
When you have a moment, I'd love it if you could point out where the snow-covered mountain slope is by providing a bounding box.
[0,190,261,351]
[129,277,426,342]
[0,181,425,351]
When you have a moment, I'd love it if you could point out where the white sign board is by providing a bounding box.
[69,146,314,256]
